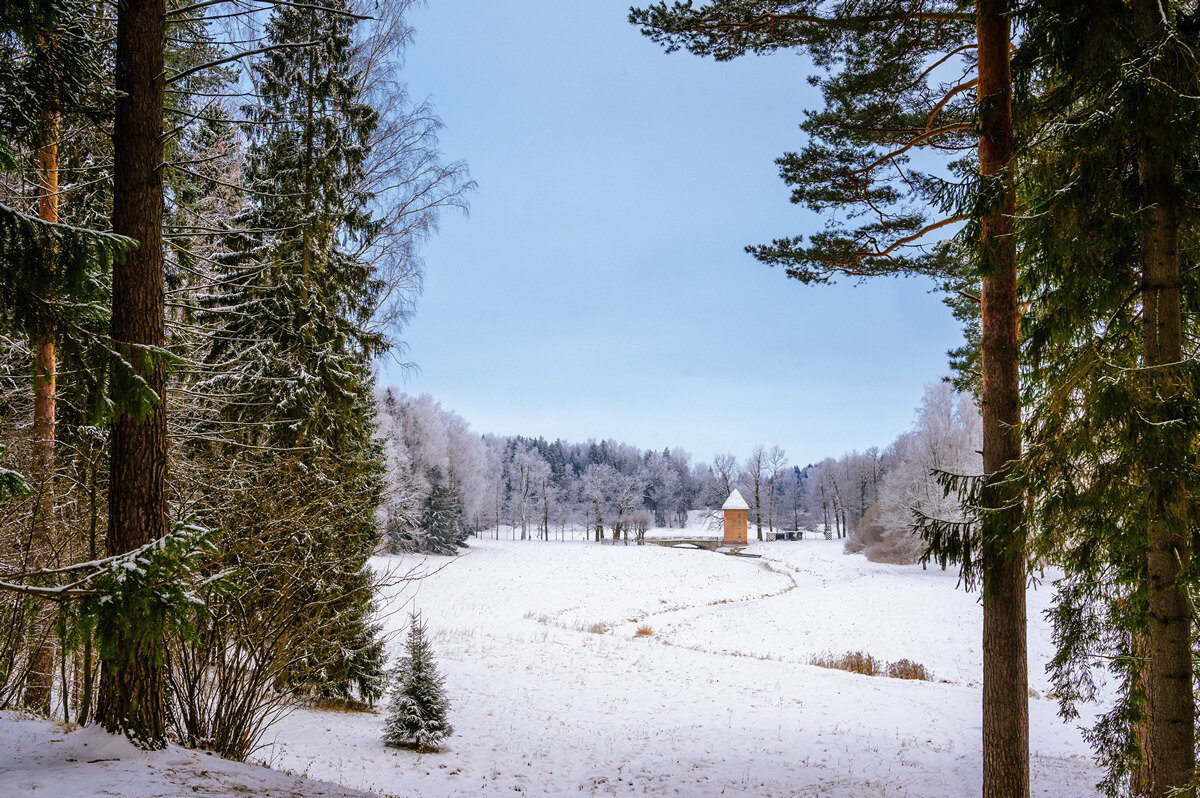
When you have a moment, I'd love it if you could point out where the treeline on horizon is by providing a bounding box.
[376,382,979,558]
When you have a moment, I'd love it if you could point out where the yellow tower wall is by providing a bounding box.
[723,509,747,544]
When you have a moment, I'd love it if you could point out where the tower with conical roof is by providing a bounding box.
[722,489,749,545]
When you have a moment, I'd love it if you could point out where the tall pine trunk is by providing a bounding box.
[98,0,168,747]
[1136,24,1191,797]
[23,109,60,716]
[976,1,1028,795]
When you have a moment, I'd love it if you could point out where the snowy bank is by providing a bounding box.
[0,711,376,797]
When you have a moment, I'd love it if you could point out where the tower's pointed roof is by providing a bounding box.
[722,488,750,511]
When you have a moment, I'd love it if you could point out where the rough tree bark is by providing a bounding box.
[97,0,168,747]
[1140,133,1190,798]
[976,1,1028,796]
[22,108,59,717]
[1136,9,1191,791]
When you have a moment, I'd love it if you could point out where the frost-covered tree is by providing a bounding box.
[580,462,643,543]
[374,391,492,546]
[765,445,788,533]
[852,382,982,564]
[508,444,550,539]
[776,465,809,533]
[645,449,683,527]
[803,458,835,536]
[384,612,452,752]
[707,452,738,508]
[740,446,767,540]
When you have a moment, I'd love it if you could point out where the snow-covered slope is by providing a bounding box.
[0,712,374,798]
[259,537,1102,797]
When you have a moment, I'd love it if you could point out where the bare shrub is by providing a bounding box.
[844,505,923,565]
[886,659,932,681]
[842,505,881,555]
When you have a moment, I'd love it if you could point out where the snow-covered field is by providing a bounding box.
[256,536,1102,797]
[1,535,1104,797]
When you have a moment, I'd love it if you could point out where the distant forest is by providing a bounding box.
[376,382,977,559]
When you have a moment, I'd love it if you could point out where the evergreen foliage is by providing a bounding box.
[384,612,452,753]
[1005,2,1200,792]
[629,1,975,281]
[388,466,466,555]
[197,0,388,703]
[0,0,132,421]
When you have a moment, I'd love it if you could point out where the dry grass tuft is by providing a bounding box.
[811,650,881,676]
[634,625,653,637]
[810,651,933,682]
[581,622,609,634]
[886,659,932,681]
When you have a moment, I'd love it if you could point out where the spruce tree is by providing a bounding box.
[419,467,466,555]
[201,0,387,702]
[384,612,452,753]
[1007,2,1200,793]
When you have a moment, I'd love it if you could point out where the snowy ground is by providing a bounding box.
[0,711,374,798]
[1,534,1104,797]
[253,535,1104,797]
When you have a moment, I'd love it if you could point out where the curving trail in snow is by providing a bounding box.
[255,537,1102,797]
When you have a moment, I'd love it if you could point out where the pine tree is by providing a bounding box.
[630,3,1028,792]
[97,0,172,749]
[384,612,452,753]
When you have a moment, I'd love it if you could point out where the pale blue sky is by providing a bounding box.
[377,0,963,467]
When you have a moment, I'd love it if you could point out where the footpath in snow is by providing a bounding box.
[262,536,1102,797]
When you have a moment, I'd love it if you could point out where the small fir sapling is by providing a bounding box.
[384,612,452,752]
